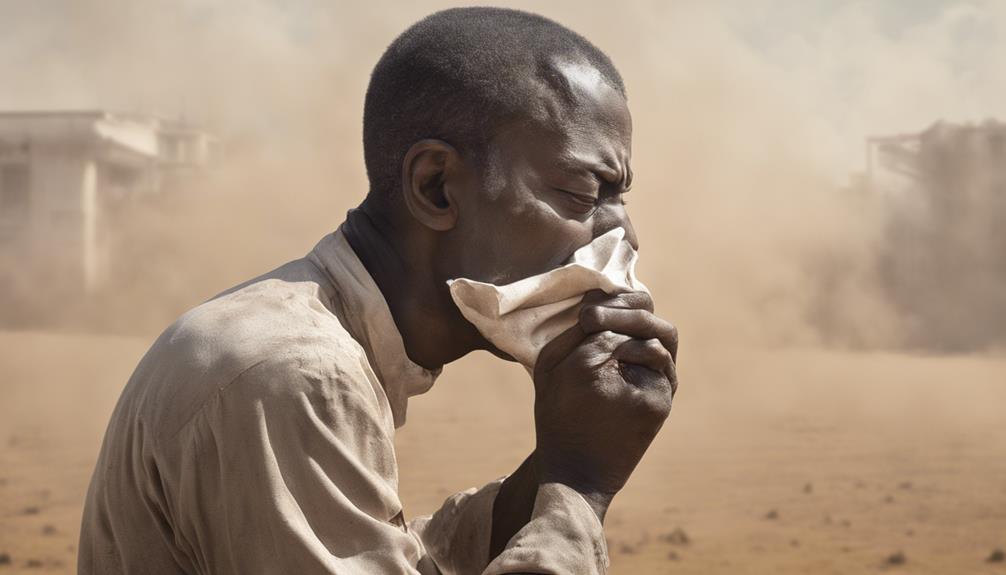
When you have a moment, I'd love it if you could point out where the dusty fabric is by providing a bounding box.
[78,226,608,575]
[448,227,647,369]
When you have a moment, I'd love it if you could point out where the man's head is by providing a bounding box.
[359,7,637,359]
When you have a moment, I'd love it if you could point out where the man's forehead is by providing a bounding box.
[486,57,631,174]
[538,56,631,138]
[492,117,630,185]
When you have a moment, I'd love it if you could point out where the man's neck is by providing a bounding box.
[341,201,479,370]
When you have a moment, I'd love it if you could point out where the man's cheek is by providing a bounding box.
[465,186,591,284]
[530,206,595,267]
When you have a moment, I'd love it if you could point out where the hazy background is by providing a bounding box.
[1,1,1005,573]
[3,0,1005,347]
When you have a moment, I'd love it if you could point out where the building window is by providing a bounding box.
[0,163,30,220]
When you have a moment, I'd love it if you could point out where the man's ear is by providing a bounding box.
[401,139,462,231]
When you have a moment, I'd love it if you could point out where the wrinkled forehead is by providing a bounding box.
[489,57,632,174]
[537,56,631,138]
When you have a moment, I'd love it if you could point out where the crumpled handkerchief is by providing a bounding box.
[447,227,648,370]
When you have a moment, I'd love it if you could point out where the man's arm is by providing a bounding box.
[489,453,539,558]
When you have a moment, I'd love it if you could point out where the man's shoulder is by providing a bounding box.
[173,262,360,370]
[133,260,379,438]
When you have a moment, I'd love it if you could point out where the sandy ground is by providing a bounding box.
[1,329,1005,574]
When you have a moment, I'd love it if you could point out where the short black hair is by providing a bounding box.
[362,7,626,204]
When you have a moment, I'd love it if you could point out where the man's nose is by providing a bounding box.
[594,204,639,250]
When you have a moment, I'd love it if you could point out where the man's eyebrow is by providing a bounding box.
[557,157,632,192]
[556,157,623,184]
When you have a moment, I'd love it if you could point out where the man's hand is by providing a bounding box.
[532,289,678,520]
[489,290,678,559]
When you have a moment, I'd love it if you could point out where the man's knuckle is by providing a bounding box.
[638,291,655,312]
[579,304,605,330]
[617,291,653,312]
[639,392,671,420]
[629,308,652,324]
[643,337,664,353]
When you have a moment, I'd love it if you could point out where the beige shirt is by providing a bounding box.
[79,228,609,575]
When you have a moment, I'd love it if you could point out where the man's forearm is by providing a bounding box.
[488,451,611,561]
[489,452,539,559]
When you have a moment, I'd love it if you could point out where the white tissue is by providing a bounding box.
[447,227,648,370]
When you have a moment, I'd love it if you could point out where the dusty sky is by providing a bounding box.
[1,0,1003,349]
[3,0,1003,173]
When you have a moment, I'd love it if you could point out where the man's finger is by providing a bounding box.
[581,289,654,313]
[611,338,677,395]
[579,307,679,361]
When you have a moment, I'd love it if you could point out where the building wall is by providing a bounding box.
[0,112,214,313]
[9,143,94,294]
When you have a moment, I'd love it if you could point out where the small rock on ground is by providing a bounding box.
[884,551,907,566]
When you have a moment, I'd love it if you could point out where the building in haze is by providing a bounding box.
[865,120,1006,351]
[0,110,215,298]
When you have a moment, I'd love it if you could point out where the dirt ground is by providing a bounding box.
[1,329,1004,574]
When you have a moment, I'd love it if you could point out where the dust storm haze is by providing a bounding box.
[1,1,1005,574]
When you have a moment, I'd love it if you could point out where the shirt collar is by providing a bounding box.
[307,225,440,428]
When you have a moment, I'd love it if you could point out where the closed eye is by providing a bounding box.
[564,190,598,204]
[553,187,599,215]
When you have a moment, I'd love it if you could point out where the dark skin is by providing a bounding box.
[343,58,678,568]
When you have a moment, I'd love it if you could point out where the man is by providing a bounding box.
[79,7,678,574]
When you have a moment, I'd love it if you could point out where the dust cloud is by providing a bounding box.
[871,121,1006,351]
[2,0,1004,350]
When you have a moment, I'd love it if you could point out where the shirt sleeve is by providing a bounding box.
[411,480,610,575]
[169,356,437,575]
